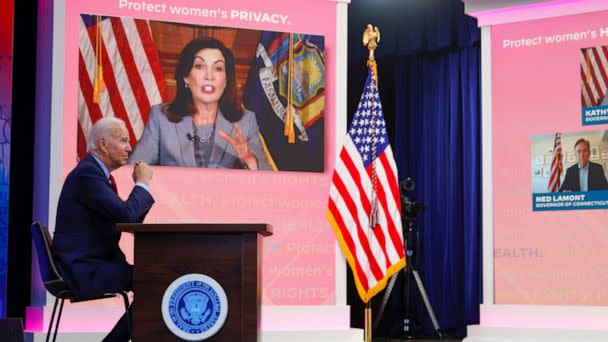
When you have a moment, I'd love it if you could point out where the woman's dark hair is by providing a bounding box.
[167,38,242,122]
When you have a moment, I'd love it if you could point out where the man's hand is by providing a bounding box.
[132,161,152,185]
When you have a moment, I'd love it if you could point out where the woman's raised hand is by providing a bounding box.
[218,123,258,170]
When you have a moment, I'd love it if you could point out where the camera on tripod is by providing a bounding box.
[374,177,444,339]
[399,178,443,339]
[399,178,423,221]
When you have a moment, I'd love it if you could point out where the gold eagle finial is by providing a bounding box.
[363,24,380,60]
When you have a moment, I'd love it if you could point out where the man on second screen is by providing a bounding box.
[52,117,155,341]
[560,138,608,191]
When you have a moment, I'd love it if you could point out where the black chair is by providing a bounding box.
[30,222,130,342]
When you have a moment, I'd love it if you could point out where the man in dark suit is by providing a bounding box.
[560,138,608,191]
[52,117,154,341]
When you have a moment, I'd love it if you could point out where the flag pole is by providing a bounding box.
[365,302,372,342]
[362,23,381,342]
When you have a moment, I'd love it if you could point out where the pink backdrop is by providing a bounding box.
[61,0,337,306]
[493,10,608,305]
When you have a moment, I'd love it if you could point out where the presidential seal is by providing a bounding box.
[161,274,228,340]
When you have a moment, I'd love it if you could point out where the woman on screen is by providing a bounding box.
[128,38,271,170]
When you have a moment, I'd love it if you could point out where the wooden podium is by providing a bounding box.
[117,223,272,341]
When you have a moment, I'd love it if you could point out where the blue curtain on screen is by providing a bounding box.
[348,0,481,336]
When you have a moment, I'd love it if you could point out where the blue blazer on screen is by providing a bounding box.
[52,154,154,299]
[128,105,272,170]
[559,161,608,192]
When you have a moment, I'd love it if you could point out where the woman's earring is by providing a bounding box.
[185,82,189,89]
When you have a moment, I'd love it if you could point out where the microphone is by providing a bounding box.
[187,129,212,143]
[187,133,199,142]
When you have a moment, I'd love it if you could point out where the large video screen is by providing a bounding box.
[493,10,608,305]
[77,14,325,172]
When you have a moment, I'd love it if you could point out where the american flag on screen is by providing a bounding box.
[581,47,608,107]
[327,62,405,303]
[547,133,563,192]
[78,14,167,158]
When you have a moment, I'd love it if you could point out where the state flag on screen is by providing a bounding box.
[327,62,405,303]
[242,32,325,172]
[78,14,167,159]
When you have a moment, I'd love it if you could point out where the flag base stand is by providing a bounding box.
[373,179,444,340]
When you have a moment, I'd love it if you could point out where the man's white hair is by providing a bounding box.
[87,117,127,151]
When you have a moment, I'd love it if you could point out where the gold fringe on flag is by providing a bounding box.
[284,33,296,143]
[93,15,105,104]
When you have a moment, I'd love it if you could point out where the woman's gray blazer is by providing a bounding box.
[128,105,271,170]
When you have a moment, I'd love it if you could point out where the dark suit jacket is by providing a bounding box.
[559,161,608,191]
[52,154,154,299]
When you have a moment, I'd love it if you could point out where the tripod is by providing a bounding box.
[374,179,444,339]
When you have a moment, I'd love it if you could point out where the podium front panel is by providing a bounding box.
[132,231,261,341]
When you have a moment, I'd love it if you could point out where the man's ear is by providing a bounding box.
[98,137,108,154]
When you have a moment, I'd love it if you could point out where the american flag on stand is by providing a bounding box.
[547,133,563,192]
[327,62,405,303]
[78,14,167,158]
[580,47,608,107]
